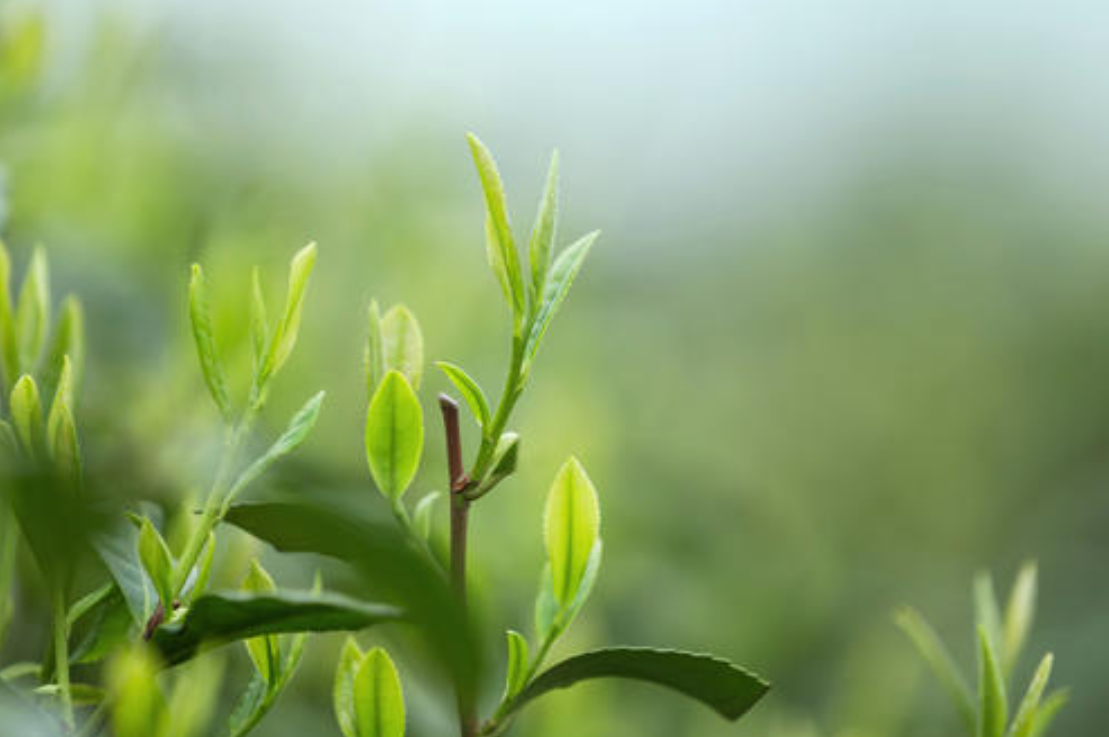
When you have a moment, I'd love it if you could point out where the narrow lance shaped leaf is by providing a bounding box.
[522,231,599,377]
[1002,562,1037,677]
[505,648,769,723]
[334,638,365,737]
[250,267,269,374]
[49,402,81,490]
[1009,653,1054,737]
[365,371,424,500]
[0,242,16,387]
[893,607,975,732]
[9,374,43,456]
[242,560,280,684]
[503,630,530,701]
[15,247,49,373]
[365,300,385,396]
[380,305,424,390]
[265,242,317,380]
[528,150,560,302]
[412,491,441,541]
[975,573,1003,652]
[225,391,326,506]
[468,133,526,320]
[977,626,1008,737]
[544,457,600,608]
[436,361,491,431]
[46,355,74,453]
[1028,689,1068,737]
[137,518,175,611]
[41,295,84,402]
[188,264,233,423]
[353,647,405,737]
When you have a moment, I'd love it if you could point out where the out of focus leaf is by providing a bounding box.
[380,305,423,390]
[189,264,233,423]
[1029,690,1068,737]
[107,645,167,737]
[241,560,279,683]
[974,573,1003,651]
[250,267,269,374]
[40,296,83,403]
[365,300,385,396]
[353,648,405,737]
[10,374,43,456]
[365,371,423,500]
[412,491,440,542]
[506,648,769,722]
[1009,653,1053,737]
[152,590,401,666]
[93,517,159,624]
[15,247,49,374]
[137,518,175,610]
[977,627,1007,737]
[894,606,974,732]
[334,638,364,737]
[225,391,325,504]
[0,243,16,387]
[1002,562,1037,677]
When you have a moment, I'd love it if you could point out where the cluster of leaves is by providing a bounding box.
[896,563,1066,737]
[0,137,772,737]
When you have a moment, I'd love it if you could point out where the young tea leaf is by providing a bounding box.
[522,231,599,377]
[528,150,560,303]
[353,647,405,737]
[9,374,43,456]
[334,637,365,737]
[468,133,525,320]
[137,518,174,610]
[506,648,769,723]
[365,300,385,396]
[380,305,424,390]
[1002,562,1037,677]
[544,457,601,608]
[41,295,83,403]
[265,242,317,381]
[46,355,73,453]
[977,626,1008,737]
[975,573,1003,652]
[503,630,530,701]
[1028,689,1068,737]
[0,242,16,386]
[15,247,49,373]
[412,491,441,541]
[436,361,491,431]
[365,371,424,500]
[188,264,233,423]
[894,606,975,732]
[241,560,280,683]
[1009,653,1053,737]
[250,266,269,374]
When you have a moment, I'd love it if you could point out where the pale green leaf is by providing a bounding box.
[365,300,385,396]
[46,355,73,452]
[226,391,326,505]
[1028,689,1068,737]
[975,573,1003,651]
[48,401,81,489]
[250,267,269,374]
[353,647,405,737]
[9,374,43,456]
[468,133,525,319]
[265,242,317,380]
[894,606,975,732]
[544,457,601,608]
[15,247,49,373]
[522,231,598,376]
[334,637,365,737]
[978,626,1008,737]
[503,630,530,701]
[365,371,424,500]
[242,560,280,684]
[137,518,174,610]
[380,305,424,390]
[189,264,233,423]
[528,150,559,301]
[106,645,167,737]
[436,361,491,430]
[0,242,16,386]
[1009,653,1053,737]
[41,295,83,403]
[412,491,440,541]
[1002,562,1037,677]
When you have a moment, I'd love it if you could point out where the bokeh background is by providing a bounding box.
[1,1,1107,735]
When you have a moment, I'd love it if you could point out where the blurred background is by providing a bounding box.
[1,1,1107,735]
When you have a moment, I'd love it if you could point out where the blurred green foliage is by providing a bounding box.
[0,4,1106,736]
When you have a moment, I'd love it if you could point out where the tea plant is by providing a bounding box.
[0,136,772,737]
[896,563,1067,737]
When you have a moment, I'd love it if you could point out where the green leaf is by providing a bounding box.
[226,671,268,737]
[9,374,43,455]
[521,231,598,376]
[48,400,81,489]
[69,589,133,665]
[46,355,73,450]
[106,645,167,737]
[978,626,1008,737]
[250,267,269,375]
[265,242,317,380]
[544,457,600,608]
[528,150,560,302]
[412,491,441,541]
[380,305,424,390]
[137,518,175,610]
[241,560,279,683]
[226,391,326,505]
[1002,562,1037,677]
[507,648,769,722]
[15,247,49,374]
[894,607,975,732]
[534,540,602,644]
[151,590,402,666]
[365,300,385,396]
[1028,689,1068,737]
[188,533,217,602]
[1009,653,1053,737]
[0,242,17,387]
[189,264,233,423]
[334,637,364,737]
[502,630,529,701]
[40,295,83,404]
[93,518,160,624]
[488,432,520,482]
[467,133,525,321]
[365,371,424,500]
[353,647,405,737]
[975,573,1003,652]
[436,362,491,430]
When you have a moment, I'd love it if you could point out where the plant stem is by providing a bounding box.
[50,584,73,730]
[467,336,525,489]
[440,395,478,737]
